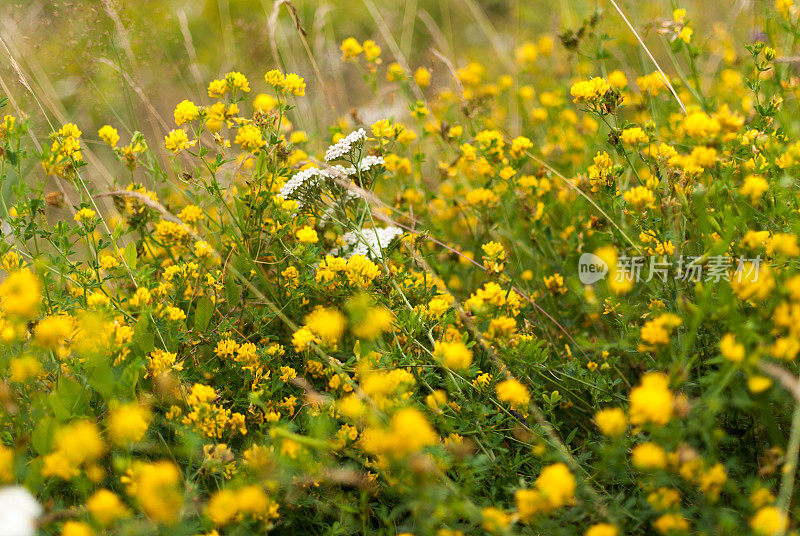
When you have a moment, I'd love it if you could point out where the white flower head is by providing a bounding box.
[324,128,367,162]
[341,226,403,258]
[321,165,356,179]
[358,155,385,172]
[0,486,42,536]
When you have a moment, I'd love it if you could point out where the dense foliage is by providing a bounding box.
[2,1,800,535]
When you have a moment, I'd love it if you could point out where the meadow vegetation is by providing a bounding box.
[1,1,800,535]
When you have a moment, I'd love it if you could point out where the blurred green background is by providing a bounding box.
[0,1,758,125]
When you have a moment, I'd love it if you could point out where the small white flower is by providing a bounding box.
[0,486,42,536]
[341,226,403,258]
[324,128,367,161]
[358,155,385,171]
[279,167,321,199]
[321,165,356,178]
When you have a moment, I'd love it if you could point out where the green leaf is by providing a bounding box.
[87,361,116,400]
[225,270,241,307]
[123,241,138,269]
[134,315,155,354]
[53,376,88,417]
[32,417,56,454]
[112,220,125,242]
[194,296,214,332]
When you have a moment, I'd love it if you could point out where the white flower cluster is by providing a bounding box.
[325,164,357,177]
[279,165,359,200]
[325,128,367,161]
[342,226,403,258]
[358,155,385,171]
[279,167,321,198]
[0,486,41,536]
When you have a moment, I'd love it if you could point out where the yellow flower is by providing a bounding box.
[496,378,530,408]
[99,254,120,270]
[682,111,721,138]
[207,79,227,97]
[481,241,506,273]
[164,128,194,153]
[290,130,308,144]
[750,506,787,535]
[748,375,773,393]
[147,348,183,378]
[234,124,265,152]
[515,42,538,64]
[74,207,96,222]
[698,463,727,500]
[435,340,473,370]
[594,408,627,436]
[638,313,682,351]
[360,408,438,457]
[125,461,183,524]
[0,267,42,318]
[363,40,381,62]
[283,73,306,96]
[636,71,669,95]
[741,175,769,202]
[516,463,576,520]
[466,187,499,206]
[98,125,119,147]
[154,219,191,244]
[653,514,689,534]
[586,524,618,536]
[61,521,94,536]
[107,403,152,445]
[0,445,13,482]
[535,462,575,508]
[414,67,431,88]
[87,489,130,525]
[732,262,775,301]
[173,99,199,126]
[620,126,648,145]
[41,450,79,480]
[629,372,673,426]
[225,71,250,92]
[588,151,615,192]
[0,114,15,138]
[206,488,239,526]
[296,225,318,243]
[386,62,405,82]
[254,93,277,112]
[55,421,105,466]
[608,69,628,88]
[719,333,745,363]
[346,255,381,287]
[510,135,533,156]
[304,306,346,347]
[631,442,667,469]
[340,37,363,60]
[351,305,394,340]
[265,69,285,88]
[34,314,73,351]
[570,77,610,103]
[9,356,42,382]
[481,507,511,532]
[623,186,656,209]
[178,204,204,224]
[425,390,447,409]
[751,487,776,508]
[777,0,795,18]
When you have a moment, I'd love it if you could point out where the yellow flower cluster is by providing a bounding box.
[515,463,576,519]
